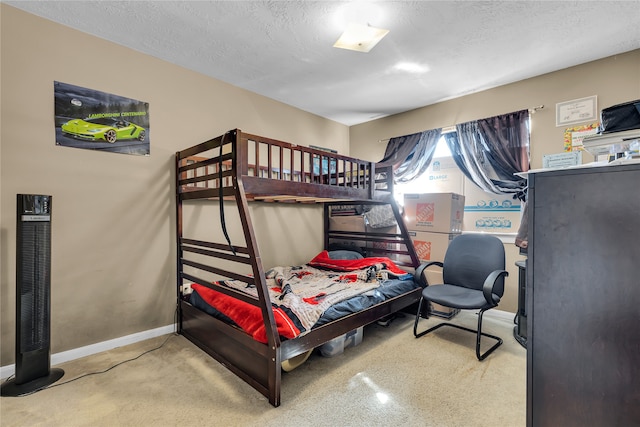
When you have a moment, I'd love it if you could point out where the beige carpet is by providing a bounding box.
[0,311,526,427]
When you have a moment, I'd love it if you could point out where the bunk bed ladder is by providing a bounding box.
[175,131,284,407]
[390,200,421,268]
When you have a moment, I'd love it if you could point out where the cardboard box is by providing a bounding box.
[463,212,519,233]
[328,215,366,251]
[329,215,366,232]
[365,224,400,248]
[408,231,457,263]
[365,224,403,261]
[421,157,465,194]
[462,177,521,233]
[403,193,465,233]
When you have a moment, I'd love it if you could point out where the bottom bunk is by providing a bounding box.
[178,250,423,407]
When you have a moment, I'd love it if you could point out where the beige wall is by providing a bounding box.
[0,5,348,365]
[350,49,640,312]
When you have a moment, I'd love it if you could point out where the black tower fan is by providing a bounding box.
[1,194,64,396]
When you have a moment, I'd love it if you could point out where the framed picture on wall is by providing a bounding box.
[563,123,599,152]
[556,95,597,127]
[54,81,150,156]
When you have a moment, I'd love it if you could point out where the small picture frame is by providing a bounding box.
[563,123,599,152]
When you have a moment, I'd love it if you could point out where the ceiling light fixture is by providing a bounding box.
[333,22,389,53]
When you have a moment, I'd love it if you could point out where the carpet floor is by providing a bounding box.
[0,310,526,426]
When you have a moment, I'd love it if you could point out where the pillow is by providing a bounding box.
[328,250,364,260]
[327,242,365,256]
[364,204,397,229]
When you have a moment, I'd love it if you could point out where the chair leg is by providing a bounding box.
[414,304,503,361]
[475,308,503,361]
[413,297,428,337]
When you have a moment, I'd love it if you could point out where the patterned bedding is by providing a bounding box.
[189,251,417,343]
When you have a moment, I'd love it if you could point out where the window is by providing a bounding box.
[393,136,452,204]
[394,135,522,235]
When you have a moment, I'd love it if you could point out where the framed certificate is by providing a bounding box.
[556,95,597,127]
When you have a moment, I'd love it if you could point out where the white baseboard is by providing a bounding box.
[1,324,175,380]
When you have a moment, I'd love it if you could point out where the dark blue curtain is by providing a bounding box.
[445,110,529,196]
[378,128,442,183]
[478,109,530,180]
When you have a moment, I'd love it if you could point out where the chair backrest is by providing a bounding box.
[442,234,506,296]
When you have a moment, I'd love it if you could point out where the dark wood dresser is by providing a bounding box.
[527,162,640,426]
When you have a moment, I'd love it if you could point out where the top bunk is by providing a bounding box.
[175,129,394,203]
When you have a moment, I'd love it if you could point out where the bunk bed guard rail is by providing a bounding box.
[175,129,394,202]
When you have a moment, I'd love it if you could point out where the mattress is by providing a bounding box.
[187,250,419,343]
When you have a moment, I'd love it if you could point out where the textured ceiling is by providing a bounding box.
[7,1,640,125]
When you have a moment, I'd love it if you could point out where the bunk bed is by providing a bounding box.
[175,129,423,407]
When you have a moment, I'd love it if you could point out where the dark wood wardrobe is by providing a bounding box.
[527,162,640,426]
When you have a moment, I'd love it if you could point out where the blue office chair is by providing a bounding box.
[413,233,508,360]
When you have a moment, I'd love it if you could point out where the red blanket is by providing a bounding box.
[191,283,300,344]
[308,250,409,276]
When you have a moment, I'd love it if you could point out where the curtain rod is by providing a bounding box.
[378,105,545,143]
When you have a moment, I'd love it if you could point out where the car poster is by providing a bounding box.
[54,81,150,156]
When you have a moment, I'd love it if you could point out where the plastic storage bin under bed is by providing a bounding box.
[318,326,364,357]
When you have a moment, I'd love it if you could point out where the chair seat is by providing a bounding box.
[422,284,499,310]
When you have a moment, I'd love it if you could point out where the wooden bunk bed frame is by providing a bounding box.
[175,129,422,407]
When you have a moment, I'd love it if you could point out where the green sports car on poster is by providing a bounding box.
[61,117,146,143]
